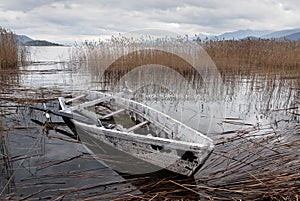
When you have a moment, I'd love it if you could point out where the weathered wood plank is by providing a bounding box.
[126,121,149,132]
[100,109,125,120]
[65,94,87,104]
[66,96,111,111]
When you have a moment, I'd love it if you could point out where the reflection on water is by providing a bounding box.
[3,45,297,148]
[88,63,298,138]
[70,38,298,137]
[19,46,75,91]
[0,118,15,196]
[0,70,20,88]
[27,46,71,62]
[1,46,298,131]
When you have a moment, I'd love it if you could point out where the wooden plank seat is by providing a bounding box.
[126,121,149,132]
[99,109,125,120]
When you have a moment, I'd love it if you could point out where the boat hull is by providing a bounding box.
[58,93,214,177]
[73,120,212,176]
[76,125,164,175]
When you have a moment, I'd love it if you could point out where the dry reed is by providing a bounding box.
[202,38,300,78]
[72,37,300,77]
[194,126,300,200]
[0,27,27,70]
[71,36,206,75]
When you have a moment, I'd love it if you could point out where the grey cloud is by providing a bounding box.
[0,0,299,43]
[0,0,64,11]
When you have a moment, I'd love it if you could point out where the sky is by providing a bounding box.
[0,0,300,44]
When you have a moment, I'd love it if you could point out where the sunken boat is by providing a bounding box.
[58,91,214,177]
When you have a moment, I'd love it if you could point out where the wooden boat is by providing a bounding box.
[58,92,214,177]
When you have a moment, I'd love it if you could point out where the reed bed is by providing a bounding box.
[70,36,222,97]
[195,126,300,200]
[0,27,27,70]
[202,39,300,78]
[70,37,300,100]
[72,37,300,78]
[72,37,209,74]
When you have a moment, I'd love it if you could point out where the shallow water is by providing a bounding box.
[1,46,299,200]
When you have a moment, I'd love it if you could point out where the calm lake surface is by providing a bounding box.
[1,46,299,200]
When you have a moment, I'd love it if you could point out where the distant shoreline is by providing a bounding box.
[23,40,64,46]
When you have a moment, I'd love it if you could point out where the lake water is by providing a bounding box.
[1,46,299,200]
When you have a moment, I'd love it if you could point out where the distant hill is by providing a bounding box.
[216,29,273,40]
[16,35,63,46]
[24,40,63,46]
[195,28,300,41]
[283,32,300,41]
[17,35,34,43]
[261,28,300,39]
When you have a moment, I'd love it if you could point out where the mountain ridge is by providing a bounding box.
[284,32,300,41]
[195,28,300,41]
[16,28,300,45]
[16,35,63,46]
[261,28,300,38]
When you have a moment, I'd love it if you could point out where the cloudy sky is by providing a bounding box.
[0,0,299,44]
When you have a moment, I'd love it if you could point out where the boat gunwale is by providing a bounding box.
[58,92,214,151]
[60,93,214,140]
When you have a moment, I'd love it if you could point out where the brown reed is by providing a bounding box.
[71,37,300,87]
[202,38,300,78]
[0,27,27,70]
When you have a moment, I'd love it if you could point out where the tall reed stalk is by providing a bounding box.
[202,38,300,77]
[72,37,300,80]
[0,27,27,69]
